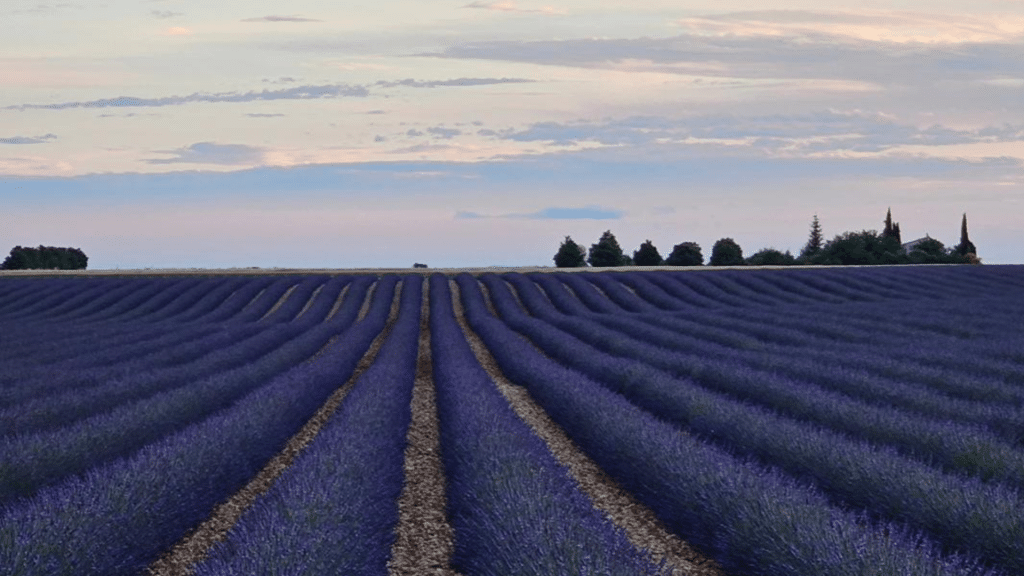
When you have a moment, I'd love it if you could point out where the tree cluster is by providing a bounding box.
[1,246,89,270]
[553,210,979,269]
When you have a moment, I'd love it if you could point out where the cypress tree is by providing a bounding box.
[800,214,824,261]
[955,213,977,256]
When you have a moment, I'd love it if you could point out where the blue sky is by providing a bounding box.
[2,0,1022,268]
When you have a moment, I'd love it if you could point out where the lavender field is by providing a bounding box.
[1,266,1022,576]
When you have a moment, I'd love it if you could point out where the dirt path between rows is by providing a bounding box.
[388,278,460,576]
[451,278,725,576]
[147,280,404,576]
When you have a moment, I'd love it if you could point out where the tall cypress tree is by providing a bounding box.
[955,213,977,256]
[799,214,823,261]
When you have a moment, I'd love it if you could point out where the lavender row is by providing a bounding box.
[456,273,998,576]
[0,276,251,368]
[482,275,1024,574]
[0,277,399,576]
[431,275,661,576]
[0,276,280,391]
[194,276,420,575]
[0,277,357,423]
[508,274,1024,488]
[0,277,385,504]
[561,272,1024,408]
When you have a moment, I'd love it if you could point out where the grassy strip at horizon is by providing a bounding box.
[455,273,999,576]
[431,275,664,576]
[1,277,352,435]
[0,277,377,503]
[194,276,420,575]
[481,274,1024,574]
[0,278,399,576]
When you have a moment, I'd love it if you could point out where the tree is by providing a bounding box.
[907,236,948,264]
[799,214,823,262]
[1,245,88,270]
[709,238,744,266]
[664,242,703,266]
[955,213,977,257]
[746,248,797,266]
[880,207,901,249]
[553,236,587,268]
[588,230,627,267]
[632,240,663,266]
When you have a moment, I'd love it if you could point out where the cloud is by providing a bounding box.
[374,135,387,142]
[241,15,323,23]
[164,27,191,36]
[525,206,625,219]
[428,126,462,139]
[151,10,181,19]
[485,112,1024,157]
[145,142,267,165]
[425,30,1024,87]
[4,78,532,112]
[0,133,57,145]
[246,113,285,117]
[461,1,566,15]
[11,3,85,15]
[376,77,534,88]
[456,205,625,219]
[406,129,424,137]
[4,84,370,111]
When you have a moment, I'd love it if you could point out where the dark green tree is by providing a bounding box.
[553,236,587,268]
[746,248,797,266]
[664,242,703,266]
[955,213,977,257]
[709,238,744,266]
[632,240,663,266]
[907,236,948,264]
[588,230,627,267]
[1,246,88,270]
[799,214,823,262]
[880,207,901,249]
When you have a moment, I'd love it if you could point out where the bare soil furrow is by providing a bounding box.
[451,278,725,576]
[388,278,460,576]
[325,283,351,321]
[293,283,324,320]
[258,283,299,320]
[146,281,404,576]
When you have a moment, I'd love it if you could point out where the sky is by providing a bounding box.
[2,0,1022,269]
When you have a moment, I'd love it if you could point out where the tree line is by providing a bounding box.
[1,246,89,270]
[554,210,980,268]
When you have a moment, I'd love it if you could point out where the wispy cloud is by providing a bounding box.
[11,3,85,15]
[241,15,323,23]
[246,113,286,118]
[4,78,532,112]
[150,10,181,19]
[145,142,266,165]
[375,77,534,88]
[455,205,625,219]
[462,1,567,15]
[428,126,462,139]
[0,133,57,145]
[4,84,370,111]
